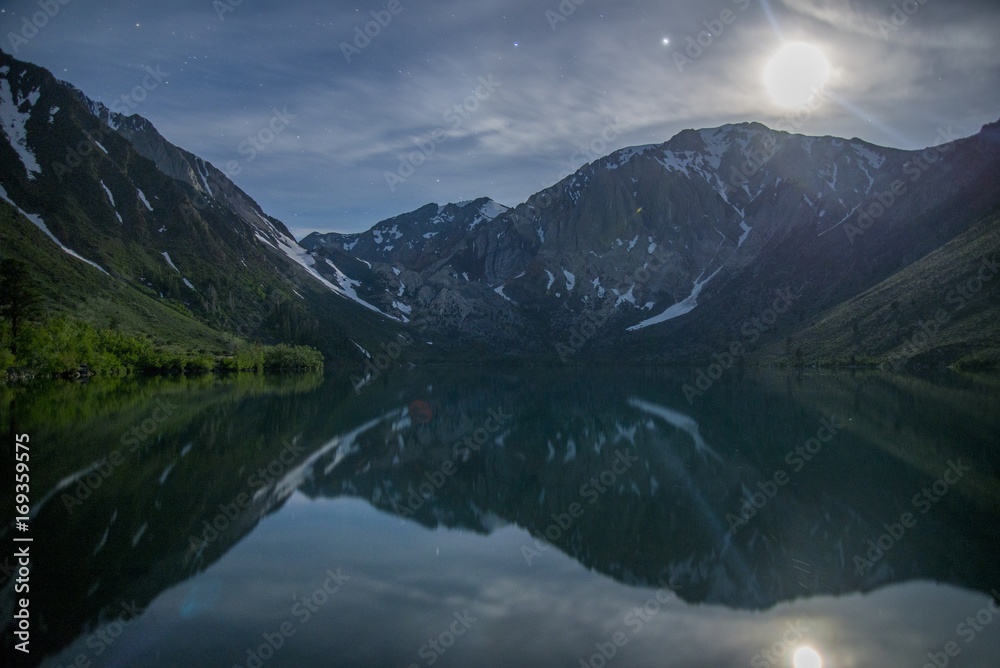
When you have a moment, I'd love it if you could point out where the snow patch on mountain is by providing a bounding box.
[563,268,576,291]
[479,199,508,221]
[628,268,722,330]
[0,78,42,179]
[196,159,213,196]
[257,228,396,318]
[137,189,154,211]
[615,284,636,307]
[0,184,109,274]
[321,258,399,319]
[545,269,556,291]
[161,252,179,272]
[592,277,606,298]
[100,181,122,222]
[738,222,752,247]
[605,144,658,170]
[853,144,886,170]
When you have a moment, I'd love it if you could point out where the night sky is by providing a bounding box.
[3,0,999,238]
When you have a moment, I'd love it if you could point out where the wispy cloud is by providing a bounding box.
[2,0,998,236]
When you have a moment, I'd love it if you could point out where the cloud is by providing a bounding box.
[3,0,999,235]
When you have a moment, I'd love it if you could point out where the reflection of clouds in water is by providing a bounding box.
[32,369,1000,667]
[131,497,997,668]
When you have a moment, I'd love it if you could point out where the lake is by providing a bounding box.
[2,367,999,667]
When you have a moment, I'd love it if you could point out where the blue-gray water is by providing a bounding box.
[2,368,999,667]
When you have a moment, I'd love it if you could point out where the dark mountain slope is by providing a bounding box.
[0,50,409,365]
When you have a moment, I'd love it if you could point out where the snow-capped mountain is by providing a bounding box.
[0,50,406,362]
[303,120,1000,365]
[3,45,999,367]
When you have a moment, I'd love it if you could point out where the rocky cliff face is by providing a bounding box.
[303,121,1000,364]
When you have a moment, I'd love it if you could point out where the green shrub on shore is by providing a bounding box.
[0,317,323,382]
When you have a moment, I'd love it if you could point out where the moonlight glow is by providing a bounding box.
[764,42,831,108]
[793,646,823,668]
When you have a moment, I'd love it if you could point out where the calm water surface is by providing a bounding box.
[2,368,999,667]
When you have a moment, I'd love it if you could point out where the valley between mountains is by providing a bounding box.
[2,48,999,376]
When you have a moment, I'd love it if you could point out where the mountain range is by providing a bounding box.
[2,48,999,370]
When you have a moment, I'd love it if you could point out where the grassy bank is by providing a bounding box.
[0,316,323,382]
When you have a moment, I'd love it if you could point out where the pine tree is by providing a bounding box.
[0,258,42,354]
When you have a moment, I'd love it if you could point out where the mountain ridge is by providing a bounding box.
[302,117,1000,367]
[3,47,999,371]
[0,49,410,373]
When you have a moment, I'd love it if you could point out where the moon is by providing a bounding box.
[764,42,831,108]
[793,646,823,668]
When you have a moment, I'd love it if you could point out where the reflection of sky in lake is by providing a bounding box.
[51,494,1000,668]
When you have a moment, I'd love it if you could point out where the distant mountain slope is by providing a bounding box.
[0,49,408,364]
[305,120,1000,367]
[753,208,1000,368]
